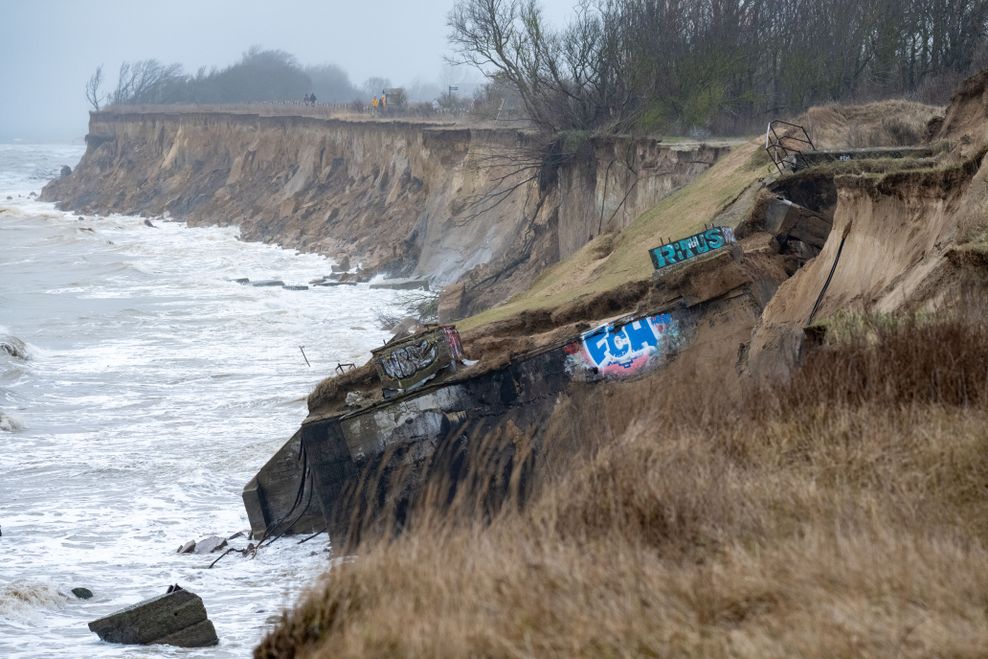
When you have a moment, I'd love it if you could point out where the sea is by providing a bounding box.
[0,143,407,657]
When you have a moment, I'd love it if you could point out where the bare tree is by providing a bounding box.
[362,76,392,98]
[451,0,988,136]
[306,63,359,102]
[448,0,633,134]
[85,64,104,111]
[111,60,185,105]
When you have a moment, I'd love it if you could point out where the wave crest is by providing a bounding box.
[0,582,68,615]
[0,412,23,431]
[0,335,28,360]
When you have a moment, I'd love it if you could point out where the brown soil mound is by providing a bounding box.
[934,68,988,149]
[801,100,943,149]
[306,362,381,420]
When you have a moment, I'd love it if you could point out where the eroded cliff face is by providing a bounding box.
[442,137,730,317]
[42,111,726,313]
[743,150,988,384]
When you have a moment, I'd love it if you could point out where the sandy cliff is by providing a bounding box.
[42,110,726,315]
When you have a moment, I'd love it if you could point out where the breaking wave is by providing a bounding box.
[0,582,69,616]
[0,412,23,431]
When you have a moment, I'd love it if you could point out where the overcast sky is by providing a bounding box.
[0,0,578,142]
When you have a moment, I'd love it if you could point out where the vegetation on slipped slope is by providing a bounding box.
[460,140,765,330]
[257,310,988,658]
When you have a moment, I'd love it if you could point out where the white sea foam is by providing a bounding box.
[0,412,23,431]
[0,144,407,656]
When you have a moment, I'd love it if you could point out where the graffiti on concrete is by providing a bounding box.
[380,340,439,381]
[372,325,465,393]
[649,226,735,270]
[566,313,678,378]
[440,326,465,362]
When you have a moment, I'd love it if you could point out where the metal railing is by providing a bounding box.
[765,120,815,174]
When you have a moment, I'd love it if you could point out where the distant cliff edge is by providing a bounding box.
[43,110,727,318]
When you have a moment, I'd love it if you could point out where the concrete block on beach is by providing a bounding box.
[368,277,430,291]
[87,585,218,647]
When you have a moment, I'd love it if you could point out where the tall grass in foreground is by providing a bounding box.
[258,314,988,658]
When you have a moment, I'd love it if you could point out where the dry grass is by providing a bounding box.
[258,313,988,658]
[802,100,943,149]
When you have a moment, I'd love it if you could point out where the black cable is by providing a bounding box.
[808,221,852,325]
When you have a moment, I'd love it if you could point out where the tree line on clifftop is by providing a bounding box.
[448,0,988,136]
[84,47,446,113]
[86,1,988,137]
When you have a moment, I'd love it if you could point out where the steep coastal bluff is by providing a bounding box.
[42,110,727,316]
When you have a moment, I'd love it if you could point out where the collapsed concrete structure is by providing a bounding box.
[41,71,988,557]
[243,115,988,548]
[243,237,788,544]
[88,586,218,648]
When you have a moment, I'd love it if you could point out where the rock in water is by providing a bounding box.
[87,586,218,647]
[193,536,227,554]
[60,165,72,177]
[368,277,430,291]
[331,255,351,272]
[176,540,196,554]
[71,587,93,599]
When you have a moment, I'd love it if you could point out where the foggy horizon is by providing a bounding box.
[0,0,578,143]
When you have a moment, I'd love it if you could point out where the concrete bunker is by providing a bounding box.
[242,241,788,545]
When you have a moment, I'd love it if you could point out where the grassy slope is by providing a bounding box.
[257,314,988,658]
[257,107,988,656]
[459,139,765,330]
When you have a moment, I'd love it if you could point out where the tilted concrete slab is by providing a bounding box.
[88,587,218,647]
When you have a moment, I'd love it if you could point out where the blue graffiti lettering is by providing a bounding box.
[623,319,658,353]
[604,324,630,359]
[649,227,735,271]
[581,314,673,371]
[704,228,724,250]
[692,234,710,254]
[655,244,677,268]
[583,327,611,365]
